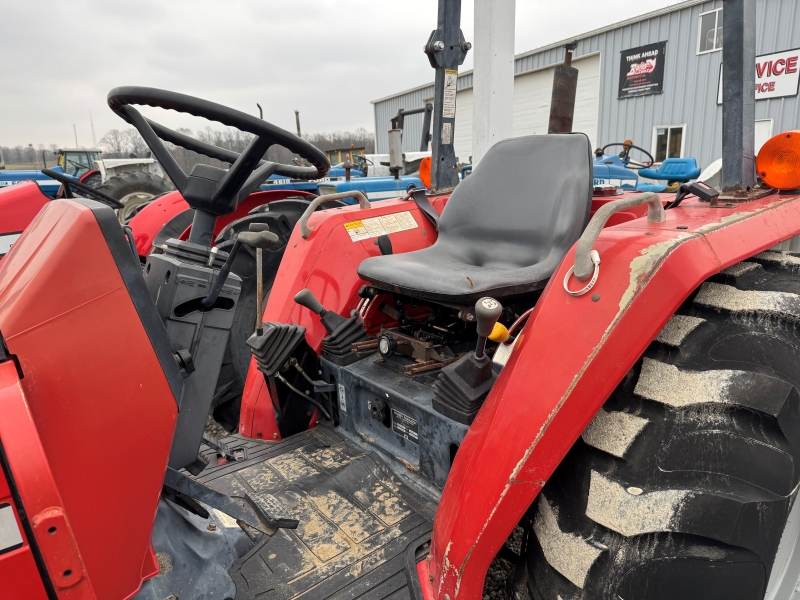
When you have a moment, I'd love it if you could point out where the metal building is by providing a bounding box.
[372,0,800,171]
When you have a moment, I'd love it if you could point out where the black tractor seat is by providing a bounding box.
[357,133,593,305]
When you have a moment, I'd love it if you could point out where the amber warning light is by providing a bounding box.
[757,131,800,191]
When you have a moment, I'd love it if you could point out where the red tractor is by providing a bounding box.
[2,74,800,600]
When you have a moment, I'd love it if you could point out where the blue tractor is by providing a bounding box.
[593,141,702,193]
[0,148,99,197]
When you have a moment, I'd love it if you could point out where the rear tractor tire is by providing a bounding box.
[514,252,800,600]
[95,171,174,223]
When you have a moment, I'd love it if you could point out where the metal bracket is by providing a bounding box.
[163,467,278,534]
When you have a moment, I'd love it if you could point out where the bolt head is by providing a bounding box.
[207,523,217,531]
[273,433,278,439]
[433,40,444,51]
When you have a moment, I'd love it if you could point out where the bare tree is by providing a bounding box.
[99,129,128,155]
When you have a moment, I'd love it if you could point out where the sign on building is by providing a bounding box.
[618,41,667,99]
[717,48,800,104]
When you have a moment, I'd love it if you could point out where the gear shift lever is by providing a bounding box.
[474,297,503,359]
[431,296,503,425]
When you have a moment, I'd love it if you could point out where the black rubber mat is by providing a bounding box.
[195,426,437,600]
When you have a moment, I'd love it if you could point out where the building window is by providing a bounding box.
[697,8,723,54]
[653,125,685,162]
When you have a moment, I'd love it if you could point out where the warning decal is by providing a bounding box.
[343,211,418,242]
[443,69,458,118]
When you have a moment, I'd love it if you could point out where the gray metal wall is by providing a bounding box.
[374,0,800,170]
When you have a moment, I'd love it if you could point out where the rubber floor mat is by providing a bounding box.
[194,427,437,600]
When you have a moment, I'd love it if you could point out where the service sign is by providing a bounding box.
[717,48,800,104]
[618,41,667,99]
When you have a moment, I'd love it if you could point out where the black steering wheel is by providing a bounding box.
[107,87,331,243]
[42,168,125,209]
[601,142,654,170]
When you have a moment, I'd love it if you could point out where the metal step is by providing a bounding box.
[194,427,437,600]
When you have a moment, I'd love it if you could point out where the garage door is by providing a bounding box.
[452,53,601,163]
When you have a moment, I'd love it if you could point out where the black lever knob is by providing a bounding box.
[294,288,326,316]
[238,230,279,249]
[474,297,502,359]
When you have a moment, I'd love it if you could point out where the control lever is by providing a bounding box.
[474,297,503,359]
[202,229,279,309]
[294,288,347,333]
[430,297,503,425]
[294,288,368,363]
[245,223,275,335]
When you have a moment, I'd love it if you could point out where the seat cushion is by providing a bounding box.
[358,134,593,305]
[639,158,701,182]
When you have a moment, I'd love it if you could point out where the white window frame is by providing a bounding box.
[697,8,723,55]
[651,124,687,162]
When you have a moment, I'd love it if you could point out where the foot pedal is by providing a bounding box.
[247,322,307,377]
[245,492,299,529]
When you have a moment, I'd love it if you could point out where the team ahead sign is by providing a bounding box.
[619,42,667,99]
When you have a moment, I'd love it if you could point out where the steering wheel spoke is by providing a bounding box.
[107,86,331,226]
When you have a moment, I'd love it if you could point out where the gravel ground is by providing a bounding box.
[204,414,230,441]
[483,526,525,600]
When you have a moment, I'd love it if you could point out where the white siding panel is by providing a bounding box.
[512,68,555,137]
[572,54,601,149]
[454,88,474,163]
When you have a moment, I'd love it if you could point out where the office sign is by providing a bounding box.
[717,48,800,104]
[619,41,667,99]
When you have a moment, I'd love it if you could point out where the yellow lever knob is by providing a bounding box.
[488,322,510,343]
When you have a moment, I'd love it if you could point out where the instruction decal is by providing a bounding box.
[343,211,418,242]
[391,409,419,444]
[443,69,458,118]
[441,122,453,145]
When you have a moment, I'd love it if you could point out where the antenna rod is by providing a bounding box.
[90,110,97,148]
[294,110,305,166]
[257,103,263,119]
[73,124,79,148]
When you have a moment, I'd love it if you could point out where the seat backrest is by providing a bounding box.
[435,133,592,269]
[640,158,701,182]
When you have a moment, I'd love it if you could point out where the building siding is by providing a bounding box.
[373,0,800,171]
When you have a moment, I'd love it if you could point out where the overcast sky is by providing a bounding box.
[1,0,680,149]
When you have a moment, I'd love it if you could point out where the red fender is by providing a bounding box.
[427,192,800,599]
[0,199,179,599]
[128,189,317,257]
[78,169,100,184]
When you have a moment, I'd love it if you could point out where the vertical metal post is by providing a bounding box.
[548,42,579,135]
[424,0,471,191]
[420,103,434,151]
[472,0,516,166]
[721,0,756,191]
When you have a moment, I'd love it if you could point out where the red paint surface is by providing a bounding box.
[0,371,49,600]
[128,189,316,257]
[0,200,178,599]
[0,181,51,235]
[428,193,800,599]
[78,170,99,184]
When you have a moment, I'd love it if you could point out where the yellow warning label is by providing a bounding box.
[343,211,418,242]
